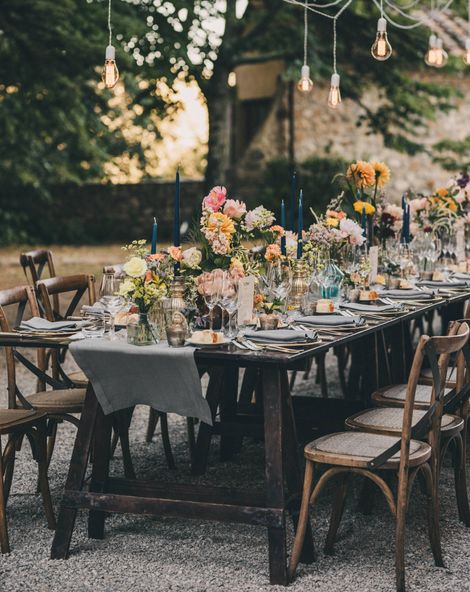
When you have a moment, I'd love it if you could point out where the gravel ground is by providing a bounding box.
[1,351,470,592]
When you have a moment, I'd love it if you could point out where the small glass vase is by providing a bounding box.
[319,260,344,302]
[127,313,159,346]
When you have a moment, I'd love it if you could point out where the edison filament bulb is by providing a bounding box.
[297,64,313,93]
[371,17,392,61]
[101,45,119,88]
[327,73,341,109]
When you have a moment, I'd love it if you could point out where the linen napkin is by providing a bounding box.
[379,289,434,300]
[339,302,398,313]
[452,272,470,280]
[242,329,317,343]
[416,280,470,288]
[296,314,363,327]
[20,317,88,332]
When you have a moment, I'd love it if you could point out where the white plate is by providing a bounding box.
[186,337,231,347]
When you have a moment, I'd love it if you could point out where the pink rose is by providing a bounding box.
[409,197,427,213]
[223,199,246,220]
[168,246,182,261]
[203,186,227,212]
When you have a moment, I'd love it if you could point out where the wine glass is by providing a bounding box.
[100,271,124,339]
[219,272,239,339]
[267,262,292,305]
[202,272,221,331]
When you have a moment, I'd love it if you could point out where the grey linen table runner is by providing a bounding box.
[70,339,212,425]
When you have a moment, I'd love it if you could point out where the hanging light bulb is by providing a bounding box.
[297,64,313,93]
[464,38,470,65]
[425,34,438,66]
[327,73,341,109]
[433,37,448,68]
[371,17,392,61]
[101,45,119,88]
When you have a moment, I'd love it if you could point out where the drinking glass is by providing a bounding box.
[267,262,292,307]
[100,271,124,339]
[82,316,105,338]
[219,272,239,339]
[202,272,221,331]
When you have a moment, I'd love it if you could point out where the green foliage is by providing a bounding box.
[433,136,470,171]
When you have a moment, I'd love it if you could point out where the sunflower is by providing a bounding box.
[346,160,376,189]
[353,200,376,215]
[370,160,391,188]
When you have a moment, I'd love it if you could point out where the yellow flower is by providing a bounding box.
[445,198,457,212]
[207,212,235,238]
[436,187,448,198]
[353,200,375,215]
[325,217,340,227]
[123,256,147,278]
[370,160,391,188]
[346,160,376,189]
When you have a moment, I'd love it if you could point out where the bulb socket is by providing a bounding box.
[330,73,340,86]
[377,17,387,33]
[301,64,310,79]
[435,38,443,49]
[105,45,116,60]
[429,34,437,47]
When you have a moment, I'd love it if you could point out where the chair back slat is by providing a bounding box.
[0,286,43,408]
[37,275,96,321]
[19,249,56,285]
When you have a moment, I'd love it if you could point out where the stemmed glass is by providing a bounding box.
[100,271,124,339]
[202,272,222,331]
[219,272,239,339]
[267,262,292,307]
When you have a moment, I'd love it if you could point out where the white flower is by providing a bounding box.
[244,206,275,231]
[119,279,135,296]
[123,256,148,278]
[181,247,202,269]
[339,218,365,246]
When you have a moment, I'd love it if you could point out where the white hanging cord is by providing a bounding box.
[303,0,308,65]
[380,0,384,18]
[108,0,113,46]
[468,0,470,35]
[333,18,337,73]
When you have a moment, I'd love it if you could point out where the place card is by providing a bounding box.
[237,276,256,325]
[369,246,379,283]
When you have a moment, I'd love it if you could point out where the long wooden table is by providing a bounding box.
[47,292,468,585]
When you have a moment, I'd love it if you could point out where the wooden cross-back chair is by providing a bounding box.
[19,249,59,314]
[36,274,96,323]
[0,285,56,552]
[289,321,470,592]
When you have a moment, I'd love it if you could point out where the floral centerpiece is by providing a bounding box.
[333,160,391,223]
[197,185,277,278]
[409,184,463,237]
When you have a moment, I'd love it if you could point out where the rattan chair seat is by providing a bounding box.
[26,388,86,413]
[372,383,451,410]
[304,431,431,469]
[345,407,464,438]
[68,369,88,386]
[0,409,46,433]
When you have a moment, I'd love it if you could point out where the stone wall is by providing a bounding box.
[235,74,470,198]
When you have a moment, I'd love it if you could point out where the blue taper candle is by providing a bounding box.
[280,199,286,256]
[150,217,158,254]
[406,204,410,243]
[361,207,367,237]
[289,170,297,231]
[297,190,303,259]
[174,168,180,247]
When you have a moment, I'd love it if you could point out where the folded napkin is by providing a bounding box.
[81,302,106,316]
[416,280,469,288]
[296,314,363,327]
[242,329,317,343]
[452,272,470,280]
[379,289,434,300]
[20,317,88,332]
[340,302,398,313]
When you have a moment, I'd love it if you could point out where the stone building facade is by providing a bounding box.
[232,61,470,198]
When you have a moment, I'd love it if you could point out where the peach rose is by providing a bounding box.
[168,246,183,261]
[223,199,246,220]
